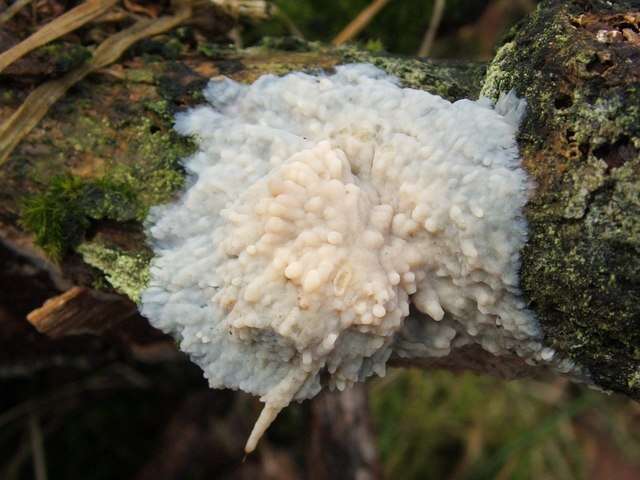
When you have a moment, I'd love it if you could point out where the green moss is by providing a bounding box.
[17,105,194,261]
[364,39,385,53]
[15,61,198,262]
[163,37,186,59]
[132,35,187,61]
[125,68,155,84]
[35,41,91,74]
[77,242,151,303]
[20,175,139,261]
[143,98,172,121]
[197,42,237,58]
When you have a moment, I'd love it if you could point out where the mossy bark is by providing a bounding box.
[0,39,485,294]
[1,0,638,399]
[482,0,640,399]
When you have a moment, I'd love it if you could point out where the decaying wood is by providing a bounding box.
[0,0,639,406]
[27,286,136,338]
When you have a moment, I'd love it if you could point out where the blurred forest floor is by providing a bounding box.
[1,1,640,479]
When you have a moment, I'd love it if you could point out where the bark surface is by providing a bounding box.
[0,0,638,401]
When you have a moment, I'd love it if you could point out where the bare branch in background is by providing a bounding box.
[332,0,391,46]
[418,0,446,57]
[28,414,48,480]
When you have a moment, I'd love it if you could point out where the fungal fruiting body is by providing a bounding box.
[141,64,555,453]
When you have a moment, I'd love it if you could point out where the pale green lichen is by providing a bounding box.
[479,41,517,100]
[77,242,151,303]
[561,157,607,219]
[143,98,172,119]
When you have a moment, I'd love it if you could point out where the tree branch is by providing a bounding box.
[1,0,638,401]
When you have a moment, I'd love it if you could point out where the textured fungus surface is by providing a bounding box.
[140,64,558,451]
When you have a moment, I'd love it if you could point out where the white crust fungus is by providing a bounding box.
[140,64,552,453]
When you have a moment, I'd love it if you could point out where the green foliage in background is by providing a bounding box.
[371,371,640,480]
[247,0,490,54]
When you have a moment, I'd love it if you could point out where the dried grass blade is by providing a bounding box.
[332,0,391,46]
[0,0,119,73]
[418,0,446,57]
[0,3,192,165]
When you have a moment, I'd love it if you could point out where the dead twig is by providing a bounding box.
[0,0,119,73]
[418,0,446,57]
[0,1,192,165]
[28,414,48,480]
[332,0,391,46]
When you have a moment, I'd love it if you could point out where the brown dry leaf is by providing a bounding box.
[0,0,119,73]
[0,2,193,165]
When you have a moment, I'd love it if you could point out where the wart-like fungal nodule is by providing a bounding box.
[140,64,557,453]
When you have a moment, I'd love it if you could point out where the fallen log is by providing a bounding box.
[0,0,638,402]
